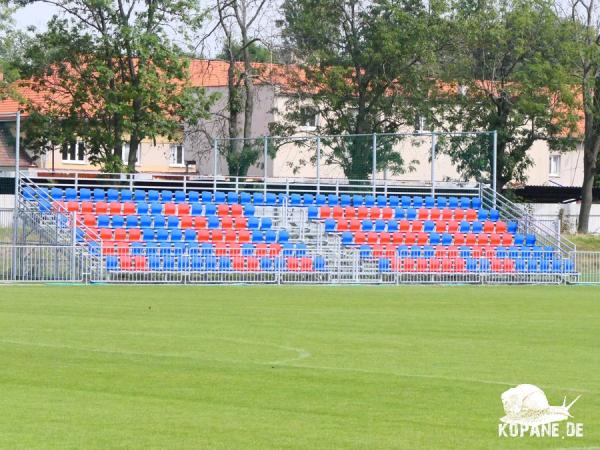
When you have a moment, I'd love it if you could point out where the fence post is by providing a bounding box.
[316,136,321,195]
[11,111,21,281]
[372,133,377,196]
[71,212,77,281]
[263,136,268,198]
[213,138,218,194]
[431,132,436,197]
[492,130,497,208]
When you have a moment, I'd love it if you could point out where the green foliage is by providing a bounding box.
[437,0,578,188]
[280,0,446,180]
[216,40,274,63]
[17,0,214,172]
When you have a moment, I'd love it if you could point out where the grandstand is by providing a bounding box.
[6,167,579,284]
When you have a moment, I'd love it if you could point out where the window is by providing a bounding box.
[122,143,141,166]
[170,144,185,167]
[61,141,86,163]
[297,107,319,130]
[549,154,561,177]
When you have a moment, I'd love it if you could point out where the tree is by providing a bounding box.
[280,0,444,180]
[438,0,578,189]
[566,0,600,233]
[216,40,274,63]
[16,0,214,172]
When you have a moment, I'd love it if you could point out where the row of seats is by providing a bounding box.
[48,201,254,217]
[325,219,515,233]
[96,242,310,257]
[93,228,291,243]
[358,244,559,259]
[340,231,524,246]
[26,186,482,208]
[311,206,499,221]
[83,215,272,230]
[377,257,575,273]
[105,255,327,272]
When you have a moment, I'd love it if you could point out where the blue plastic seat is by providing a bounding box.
[93,189,106,201]
[125,215,138,228]
[341,232,353,245]
[295,243,308,257]
[508,246,520,259]
[50,187,64,201]
[201,191,212,203]
[525,234,536,246]
[200,243,215,257]
[174,191,186,203]
[171,229,183,241]
[260,257,273,271]
[227,191,238,204]
[190,256,203,271]
[79,188,91,201]
[207,216,220,229]
[153,215,166,228]
[412,196,423,208]
[531,246,543,258]
[205,256,217,271]
[303,193,314,205]
[459,197,471,208]
[21,186,34,201]
[308,206,319,219]
[364,195,375,207]
[477,209,489,221]
[188,191,200,203]
[325,219,336,232]
[172,242,187,255]
[507,221,518,234]
[134,190,146,202]
[441,233,453,246]
[112,216,125,228]
[106,256,119,271]
[459,220,470,233]
[205,203,216,216]
[145,256,160,270]
[387,220,398,232]
[527,258,540,273]
[378,258,391,272]
[253,192,264,205]
[466,258,478,272]
[248,217,260,230]
[459,246,471,259]
[376,195,388,207]
[252,231,264,243]
[394,208,405,219]
[514,234,525,246]
[495,246,507,259]
[265,193,277,206]
[448,197,459,208]
[191,203,203,216]
[352,194,364,206]
[106,189,119,202]
[540,260,553,273]
[424,196,435,208]
[150,202,162,215]
[260,217,272,230]
[240,192,252,205]
[161,256,175,271]
[388,196,400,207]
[139,215,152,228]
[214,191,226,203]
[282,243,295,257]
[241,244,255,256]
[471,221,483,233]
[65,188,77,201]
[374,219,386,232]
[244,205,255,217]
[265,230,277,243]
[489,209,500,221]
[156,229,169,242]
[472,198,482,209]
[397,245,410,257]
[515,259,526,272]
[184,229,197,241]
[423,220,435,232]
[359,245,372,259]
[278,230,290,243]
[187,243,200,255]
[563,259,575,272]
[97,215,110,228]
[423,245,435,258]
[167,216,180,229]
[437,197,447,208]
[314,256,327,271]
[406,208,417,220]
[120,190,133,202]
[361,220,373,231]
[146,242,160,255]
[176,256,190,271]
[429,233,440,246]
[218,257,232,271]
[479,258,491,272]
[543,246,555,260]
[130,242,144,256]
[401,196,411,208]
[289,193,302,206]
[410,246,422,258]
[340,194,351,206]
[135,202,148,215]
[327,194,338,205]
[147,190,160,202]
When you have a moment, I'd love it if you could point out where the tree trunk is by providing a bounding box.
[577,137,599,233]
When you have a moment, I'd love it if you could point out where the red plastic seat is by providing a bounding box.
[221,217,234,229]
[109,202,122,215]
[344,206,356,218]
[435,246,447,258]
[238,230,251,243]
[300,257,313,271]
[491,258,504,272]
[503,259,515,272]
[404,233,416,245]
[337,220,348,231]
[128,229,141,241]
[231,204,243,217]
[489,233,501,246]
[95,202,108,214]
[235,217,248,230]
[212,229,223,242]
[83,214,97,227]
[81,202,94,213]
[429,208,440,220]
[383,245,396,258]
[133,256,147,271]
[416,232,428,245]
[369,207,381,219]
[454,258,466,272]
[232,256,245,271]
[228,242,241,256]
[194,217,207,229]
[215,242,228,256]
[354,232,367,244]
[120,256,133,270]
[100,228,113,240]
[478,234,490,246]
[447,246,459,258]
[372,245,384,258]
[416,258,429,272]
[447,220,459,233]
[412,220,423,232]
[256,243,269,256]
[67,201,79,212]
[217,204,229,216]
[441,208,453,220]
[123,202,136,215]
[287,257,300,271]
[435,220,447,232]
[391,258,402,271]
[247,257,259,271]
[496,221,507,233]
[332,206,344,219]
[379,232,391,244]
[320,206,331,219]
[115,241,129,256]
[356,207,368,219]
[163,203,176,216]
[102,241,116,255]
[403,258,416,272]
[501,233,513,246]
[454,209,465,220]
[453,233,466,246]
[367,232,379,244]
[197,229,210,242]
[441,259,453,272]
[430,259,441,272]
[224,229,237,242]
[348,219,361,231]
[178,203,191,216]
[181,216,194,229]
[418,208,429,220]
[399,220,410,232]
[392,232,403,244]
[114,228,127,241]
[382,207,394,220]
[465,209,477,221]
[483,221,495,233]
[471,247,482,258]
[269,243,282,256]
[465,233,477,246]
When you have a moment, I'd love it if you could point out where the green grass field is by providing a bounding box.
[1,285,599,450]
